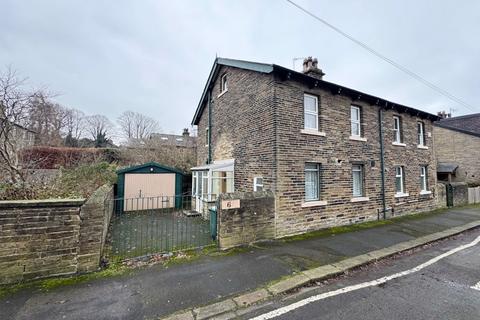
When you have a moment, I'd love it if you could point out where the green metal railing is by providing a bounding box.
[109,195,215,258]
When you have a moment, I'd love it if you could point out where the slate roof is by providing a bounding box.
[192,57,440,125]
[435,113,480,138]
[437,163,459,174]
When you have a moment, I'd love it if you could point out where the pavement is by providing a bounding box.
[242,228,480,320]
[1,206,480,320]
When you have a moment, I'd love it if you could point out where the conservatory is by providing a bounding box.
[191,159,234,217]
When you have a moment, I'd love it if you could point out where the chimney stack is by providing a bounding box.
[437,111,451,119]
[302,56,325,80]
[182,128,190,137]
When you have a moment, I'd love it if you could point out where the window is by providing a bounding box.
[352,164,364,197]
[417,122,425,146]
[192,172,197,196]
[305,163,320,201]
[202,172,209,200]
[304,94,318,130]
[211,171,234,199]
[253,177,264,192]
[350,106,361,137]
[220,74,228,93]
[420,166,428,192]
[393,116,402,143]
[205,127,210,146]
[395,166,405,194]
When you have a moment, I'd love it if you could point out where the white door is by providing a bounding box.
[124,173,176,211]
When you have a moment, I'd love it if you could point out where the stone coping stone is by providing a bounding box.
[233,288,271,307]
[0,198,86,208]
[193,299,237,320]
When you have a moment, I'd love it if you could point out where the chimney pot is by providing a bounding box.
[302,56,325,80]
[182,128,190,137]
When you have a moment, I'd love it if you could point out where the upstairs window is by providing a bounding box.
[350,106,361,137]
[420,166,428,192]
[220,74,228,94]
[393,116,402,143]
[395,166,405,194]
[253,177,264,192]
[352,164,364,197]
[304,94,318,130]
[417,122,426,146]
[305,163,321,201]
[205,127,210,146]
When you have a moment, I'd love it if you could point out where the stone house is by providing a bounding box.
[434,113,480,185]
[191,57,440,237]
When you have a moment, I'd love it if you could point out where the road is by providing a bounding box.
[243,229,480,320]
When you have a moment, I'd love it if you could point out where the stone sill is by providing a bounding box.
[350,197,370,202]
[394,193,410,198]
[349,136,367,142]
[417,145,429,150]
[300,129,326,137]
[301,200,328,208]
[0,198,86,208]
[392,142,407,147]
[217,90,228,98]
[420,190,432,195]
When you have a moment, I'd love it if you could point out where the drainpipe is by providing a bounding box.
[207,90,212,165]
[378,108,387,220]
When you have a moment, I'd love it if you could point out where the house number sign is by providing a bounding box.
[221,199,240,210]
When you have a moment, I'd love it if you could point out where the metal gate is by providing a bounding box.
[109,195,215,258]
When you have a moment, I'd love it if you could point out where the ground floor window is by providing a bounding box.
[420,166,428,191]
[352,164,364,197]
[305,163,321,201]
[211,171,234,199]
[253,177,263,191]
[395,166,405,194]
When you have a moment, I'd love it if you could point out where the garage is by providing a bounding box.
[116,162,184,211]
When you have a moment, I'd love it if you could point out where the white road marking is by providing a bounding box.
[471,281,480,291]
[250,235,480,320]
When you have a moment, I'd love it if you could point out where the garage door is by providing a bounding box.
[124,173,176,211]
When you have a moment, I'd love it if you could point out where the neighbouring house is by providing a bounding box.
[149,128,196,149]
[434,112,480,185]
[191,57,440,237]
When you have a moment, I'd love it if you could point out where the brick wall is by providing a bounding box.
[196,66,277,192]
[434,126,480,185]
[274,77,437,237]
[217,191,275,249]
[196,66,438,239]
[0,186,113,284]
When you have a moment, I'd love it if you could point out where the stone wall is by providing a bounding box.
[436,183,447,208]
[217,191,275,249]
[0,185,113,284]
[451,182,468,207]
[434,126,480,185]
[78,185,114,273]
[195,65,438,239]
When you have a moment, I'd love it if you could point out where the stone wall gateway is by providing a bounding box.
[217,191,275,249]
[0,185,113,285]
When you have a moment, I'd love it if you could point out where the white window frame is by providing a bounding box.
[253,177,264,192]
[220,73,228,94]
[417,122,425,146]
[305,163,320,202]
[352,164,364,197]
[350,106,361,137]
[304,94,319,131]
[205,127,210,147]
[393,116,402,143]
[420,166,428,192]
[395,166,405,195]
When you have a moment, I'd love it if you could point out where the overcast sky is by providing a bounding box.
[1,0,479,135]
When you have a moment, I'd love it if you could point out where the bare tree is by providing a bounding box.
[28,92,68,146]
[0,66,38,183]
[117,110,160,143]
[64,108,85,140]
[85,114,114,147]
